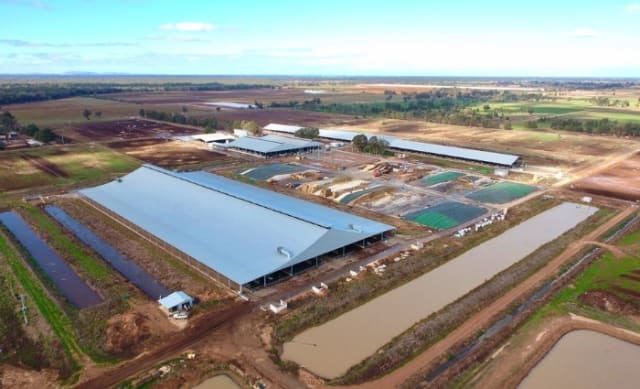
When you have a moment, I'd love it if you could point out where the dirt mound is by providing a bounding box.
[104,312,152,355]
[579,290,639,315]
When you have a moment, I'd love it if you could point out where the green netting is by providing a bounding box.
[467,182,536,204]
[420,171,464,186]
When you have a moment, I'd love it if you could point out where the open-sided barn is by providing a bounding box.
[80,165,393,292]
[263,123,520,166]
[224,134,322,158]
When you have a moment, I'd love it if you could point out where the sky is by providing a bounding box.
[1,0,639,77]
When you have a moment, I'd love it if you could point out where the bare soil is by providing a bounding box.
[0,365,59,389]
[72,119,198,142]
[572,153,640,201]
[579,290,640,315]
[340,118,640,168]
[107,139,238,168]
[191,107,358,127]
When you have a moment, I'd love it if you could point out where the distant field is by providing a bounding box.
[0,145,140,192]
[7,97,139,127]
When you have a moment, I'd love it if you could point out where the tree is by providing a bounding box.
[24,123,39,136]
[94,111,102,118]
[366,136,389,154]
[34,128,57,143]
[82,109,92,120]
[295,127,319,139]
[0,111,18,135]
[527,107,535,115]
[352,134,368,151]
[504,121,513,130]
[241,120,261,135]
[139,108,146,117]
[181,106,188,113]
[253,100,264,109]
[483,104,491,111]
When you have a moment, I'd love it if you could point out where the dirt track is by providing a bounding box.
[336,205,636,389]
[74,302,253,389]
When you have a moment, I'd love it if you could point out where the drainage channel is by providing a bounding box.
[45,205,170,300]
[425,212,640,383]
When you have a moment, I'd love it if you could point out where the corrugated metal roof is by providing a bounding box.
[388,139,519,166]
[80,165,393,285]
[227,134,321,154]
[264,123,519,166]
[158,291,193,309]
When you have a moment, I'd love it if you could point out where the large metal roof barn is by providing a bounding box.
[80,165,393,291]
[263,123,520,166]
[225,134,322,158]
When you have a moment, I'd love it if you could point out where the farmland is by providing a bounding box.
[2,77,640,389]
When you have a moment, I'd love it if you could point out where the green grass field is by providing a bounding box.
[467,182,536,204]
[0,145,140,192]
[0,231,81,370]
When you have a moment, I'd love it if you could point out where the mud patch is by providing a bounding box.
[579,290,639,315]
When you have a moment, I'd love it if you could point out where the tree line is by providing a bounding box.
[139,109,262,134]
[0,82,272,105]
[547,117,640,136]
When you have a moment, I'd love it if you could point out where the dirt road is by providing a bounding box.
[339,205,636,389]
[74,302,253,389]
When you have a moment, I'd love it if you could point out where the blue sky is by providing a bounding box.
[1,0,639,76]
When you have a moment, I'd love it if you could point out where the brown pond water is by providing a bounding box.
[519,330,640,389]
[282,202,598,378]
[192,374,240,389]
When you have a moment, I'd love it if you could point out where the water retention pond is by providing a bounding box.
[45,205,170,299]
[0,211,103,308]
[519,330,640,389]
[282,202,598,378]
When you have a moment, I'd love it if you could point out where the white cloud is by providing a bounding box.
[159,22,215,32]
[626,3,640,12]
[567,28,598,38]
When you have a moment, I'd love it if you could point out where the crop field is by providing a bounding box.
[107,139,238,169]
[404,201,487,229]
[467,182,536,204]
[0,145,140,192]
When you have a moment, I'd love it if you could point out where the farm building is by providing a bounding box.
[159,291,194,312]
[263,123,520,167]
[204,102,256,109]
[183,133,236,144]
[224,134,322,158]
[80,165,393,292]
